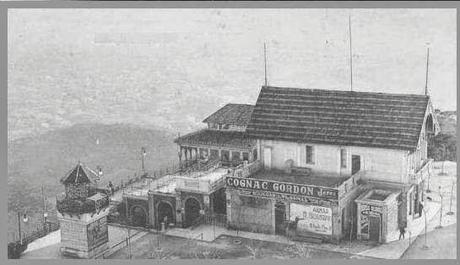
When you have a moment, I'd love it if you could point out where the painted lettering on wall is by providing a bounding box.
[290,203,332,235]
[226,176,338,200]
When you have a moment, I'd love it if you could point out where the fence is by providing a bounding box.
[8,221,60,259]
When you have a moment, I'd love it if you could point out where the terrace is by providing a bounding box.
[248,168,351,188]
[123,160,262,199]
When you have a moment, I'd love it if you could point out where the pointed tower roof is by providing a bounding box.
[60,162,99,184]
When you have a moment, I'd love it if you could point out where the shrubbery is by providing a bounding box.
[427,133,456,161]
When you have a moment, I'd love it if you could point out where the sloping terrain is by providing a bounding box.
[8,123,177,240]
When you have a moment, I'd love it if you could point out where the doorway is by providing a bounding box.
[131,206,147,227]
[263,147,272,169]
[368,215,381,242]
[352,155,361,175]
[184,198,201,228]
[275,201,286,235]
[157,202,174,228]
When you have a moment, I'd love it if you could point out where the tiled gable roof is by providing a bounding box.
[203,103,254,126]
[174,129,255,149]
[246,86,430,151]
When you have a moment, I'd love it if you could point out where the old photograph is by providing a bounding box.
[7,7,457,259]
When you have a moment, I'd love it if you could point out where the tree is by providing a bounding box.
[428,133,456,161]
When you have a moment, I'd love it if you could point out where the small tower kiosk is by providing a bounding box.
[56,162,110,258]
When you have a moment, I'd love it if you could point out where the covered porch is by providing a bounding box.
[175,129,257,168]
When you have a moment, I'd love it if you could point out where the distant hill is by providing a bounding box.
[428,110,457,161]
[8,123,177,240]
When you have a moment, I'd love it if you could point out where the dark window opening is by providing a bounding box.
[243,152,249,161]
[306,145,314,164]
[341,149,347,168]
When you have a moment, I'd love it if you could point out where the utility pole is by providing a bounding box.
[436,186,443,229]
[264,42,268,87]
[348,14,353,92]
[447,180,455,215]
[41,186,47,231]
[424,47,430,95]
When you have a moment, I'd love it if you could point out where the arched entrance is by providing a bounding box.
[131,206,147,227]
[157,201,174,228]
[184,198,201,228]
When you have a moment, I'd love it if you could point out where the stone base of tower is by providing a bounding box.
[57,208,110,259]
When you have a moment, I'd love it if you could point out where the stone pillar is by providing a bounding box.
[203,194,210,214]
[176,196,183,228]
[226,191,232,227]
[148,193,155,228]
[271,199,276,235]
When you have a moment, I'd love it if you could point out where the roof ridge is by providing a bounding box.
[262,85,430,98]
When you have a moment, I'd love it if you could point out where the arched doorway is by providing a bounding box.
[184,198,201,228]
[157,201,174,228]
[131,206,147,227]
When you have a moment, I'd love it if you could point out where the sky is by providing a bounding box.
[8,8,457,140]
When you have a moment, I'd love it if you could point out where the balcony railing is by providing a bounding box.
[175,160,262,194]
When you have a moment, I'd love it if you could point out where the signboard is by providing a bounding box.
[226,176,338,200]
[87,218,108,251]
[360,205,382,216]
[290,203,332,235]
[235,188,334,206]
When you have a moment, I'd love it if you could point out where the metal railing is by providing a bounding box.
[8,222,60,259]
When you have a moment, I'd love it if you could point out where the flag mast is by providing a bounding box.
[348,14,353,92]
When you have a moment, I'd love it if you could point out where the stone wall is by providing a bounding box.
[386,196,399,238]
[60,218,89,250]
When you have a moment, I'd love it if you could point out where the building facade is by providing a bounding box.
[123,85,439,244]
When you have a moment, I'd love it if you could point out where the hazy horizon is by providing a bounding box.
[8,8,457,141]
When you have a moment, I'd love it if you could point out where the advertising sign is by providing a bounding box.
[290,203,333,235]
[226,176,338,200]
[87,218,108,251]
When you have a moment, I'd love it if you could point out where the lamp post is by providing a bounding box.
[17,212,28,245]
[435,186,443,229]
[43,212,48,233]
[141,147,147,174]
[447,180,455,215]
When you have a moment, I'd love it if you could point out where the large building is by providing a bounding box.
[122,85,439,244]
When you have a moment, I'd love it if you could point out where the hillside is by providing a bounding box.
[8,123,178,240]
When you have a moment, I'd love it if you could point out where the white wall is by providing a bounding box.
[259,139,409,183]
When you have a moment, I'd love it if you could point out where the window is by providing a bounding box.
[306,145,314,164]
[243,152,249,161]
[340,149,347,168]
[253,149,258,160]
[232,151,241,161]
